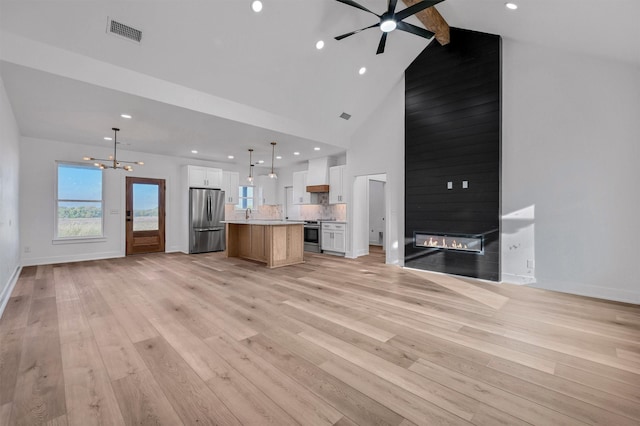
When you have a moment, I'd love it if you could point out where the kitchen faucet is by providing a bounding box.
[245,208,252,220]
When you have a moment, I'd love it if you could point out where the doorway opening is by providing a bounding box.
[125,177,166,255]
[352,173,388,263]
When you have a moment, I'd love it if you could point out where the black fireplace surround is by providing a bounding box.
[404,28,501,281]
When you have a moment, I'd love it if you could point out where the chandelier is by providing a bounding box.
[83,128,144,171]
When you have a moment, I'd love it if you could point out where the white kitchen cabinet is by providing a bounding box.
[292,171,310,205]
[329,165,346,204]
[188,165,222,188]
[321,222,346,254]
[221,171,239,204]
[256,175,278,205]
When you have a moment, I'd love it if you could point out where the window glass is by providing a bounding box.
[133,183,159,231]
[236,185,254,210]
[56,163,103,238]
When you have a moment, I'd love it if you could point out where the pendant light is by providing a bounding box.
[83,128,143,171]
[268,142,278,179]
[247,148,254,184]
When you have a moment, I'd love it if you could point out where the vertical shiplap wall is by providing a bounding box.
[404,28,501,281]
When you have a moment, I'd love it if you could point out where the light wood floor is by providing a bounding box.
[1,251,640,426]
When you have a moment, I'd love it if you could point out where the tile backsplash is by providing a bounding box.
[299,203,346,221]
[225,204,282,220]
[224,193,347,222]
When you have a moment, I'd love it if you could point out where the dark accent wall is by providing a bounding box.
[404,28,501,281]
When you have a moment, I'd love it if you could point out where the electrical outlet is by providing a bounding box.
[24,246,31,253]
[527,259,534,269]
[447,181,453,190]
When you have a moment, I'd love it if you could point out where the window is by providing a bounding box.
[56,163,104,238]
[236,185,254,210]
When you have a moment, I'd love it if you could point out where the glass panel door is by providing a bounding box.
[133,183,159,231]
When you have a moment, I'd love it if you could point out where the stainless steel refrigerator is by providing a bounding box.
[189,188,226,253]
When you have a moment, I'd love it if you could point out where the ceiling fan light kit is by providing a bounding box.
[334,0,444,54]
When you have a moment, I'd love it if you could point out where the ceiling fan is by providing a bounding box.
[334,0,445,54]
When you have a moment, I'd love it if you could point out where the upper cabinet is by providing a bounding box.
[256,175,278,205]
[222,171,239,204]
[292,171,310,205]
[329,165,346,204]
[188,165,222,188]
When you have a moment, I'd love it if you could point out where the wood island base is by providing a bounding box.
[225,222,304,268]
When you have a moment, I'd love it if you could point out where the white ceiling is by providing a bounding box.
[1,0,638,167]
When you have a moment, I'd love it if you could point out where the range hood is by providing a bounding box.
[306,157,332,193]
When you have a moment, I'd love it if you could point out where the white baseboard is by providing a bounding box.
[0,264,22,320]
[527,281,640,305]
[501,273,536,285]
[355,248,369,257]
[21,251,124,267]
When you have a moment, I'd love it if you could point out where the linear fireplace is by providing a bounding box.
[414,232,483,254]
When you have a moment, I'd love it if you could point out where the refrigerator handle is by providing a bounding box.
[208,195,212,222]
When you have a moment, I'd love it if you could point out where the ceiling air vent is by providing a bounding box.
[107,18,142,43]
[339,112,352,121]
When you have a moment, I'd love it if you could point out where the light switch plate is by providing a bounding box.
[462,181,468,189]
[447,181,453,190]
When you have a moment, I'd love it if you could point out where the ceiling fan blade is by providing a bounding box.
[387,0,398,14]
[396,21,435,39]
[394,0,444,21]
[335,0,380,17]
[376,33,388,55]
[334,23,380,40]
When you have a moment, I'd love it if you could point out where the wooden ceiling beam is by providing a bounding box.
[401,0,450,46]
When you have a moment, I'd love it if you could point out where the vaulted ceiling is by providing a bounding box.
[1,0,638,166]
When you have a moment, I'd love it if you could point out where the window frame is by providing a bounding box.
[235,185,255,210]
[54,161,106,241]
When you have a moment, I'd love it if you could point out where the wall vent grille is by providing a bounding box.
[339,112,352,120]
[107,18,142,43]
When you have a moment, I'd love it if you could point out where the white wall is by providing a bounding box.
[20,137,242,265]
[502,39,640,303]
[0,75,21,315]
[347,77,405,265]
[369,179,385,245]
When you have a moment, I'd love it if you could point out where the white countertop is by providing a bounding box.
[222,220,305,226]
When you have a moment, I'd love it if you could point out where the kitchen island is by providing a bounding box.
[223,220,305,268]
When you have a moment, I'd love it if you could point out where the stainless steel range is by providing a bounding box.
[303,221,321,252]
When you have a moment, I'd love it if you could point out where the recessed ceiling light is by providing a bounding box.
[120,114,132,119]
[258,160,265,164]
[191,150,198,154]
[228,155,234,159]
[104,137,113,141]
[505,3,518,10]
[314,147,320,151]
[359,67,367,75]
[293,152,300,156]
[276,155,282,159]
[251,1,262,12]
[316,40,324,50]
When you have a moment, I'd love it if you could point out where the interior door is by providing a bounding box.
[126,177,166,255]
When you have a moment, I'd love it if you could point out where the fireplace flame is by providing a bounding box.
[423,237,468,250]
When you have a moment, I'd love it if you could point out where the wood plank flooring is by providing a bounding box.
[1,250,640,425]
